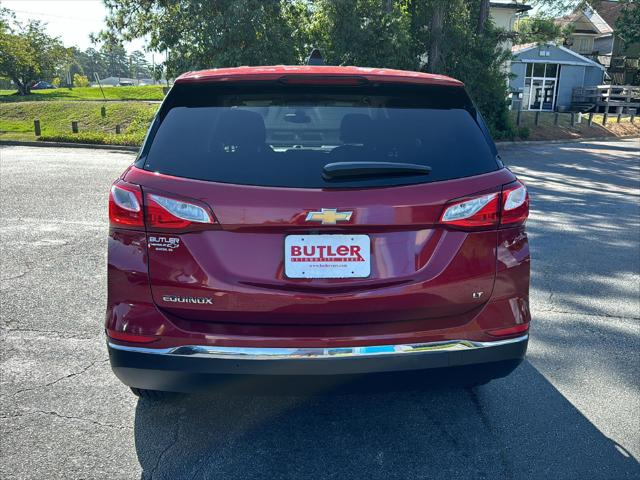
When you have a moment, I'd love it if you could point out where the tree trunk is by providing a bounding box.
[13,78,30,96]
[477,0,490,35]
[427,1,445,73]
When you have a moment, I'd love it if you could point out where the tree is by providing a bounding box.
[308,0,415,70]
[101,41,129,78]
[128,50,151,80]
[427,1,446,72]
[0,8,70,95]
[516,15,564,44]
[99,0,516,134]
[84,48,108,80]
[477,0,490,34]
[616,0,640,48]
[98,0,304,78]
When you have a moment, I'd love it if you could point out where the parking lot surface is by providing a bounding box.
[1,139,639,479]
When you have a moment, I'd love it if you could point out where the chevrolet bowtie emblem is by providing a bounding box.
[305,208,353,225]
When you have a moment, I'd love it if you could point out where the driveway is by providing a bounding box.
[1,139,639,479]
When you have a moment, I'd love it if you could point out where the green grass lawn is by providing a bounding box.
[0,101,159,146]
[0,85,165,102]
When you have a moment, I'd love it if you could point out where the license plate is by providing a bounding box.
[284,235,371,279]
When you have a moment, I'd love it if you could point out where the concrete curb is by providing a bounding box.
[0,139,139,152]
[2,135,637,153]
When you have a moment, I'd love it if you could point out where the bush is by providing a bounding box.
[517,126,530,140]
[73,74,90,87]
[39,131,144,146]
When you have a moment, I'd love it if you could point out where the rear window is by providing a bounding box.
[140,83,499,188]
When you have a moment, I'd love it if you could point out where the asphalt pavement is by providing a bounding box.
[1,139,639,479]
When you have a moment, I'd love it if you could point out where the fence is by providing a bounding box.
[571,85,640,114]
[513,110,636,128]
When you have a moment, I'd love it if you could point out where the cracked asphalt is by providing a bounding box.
[1,139,639,479]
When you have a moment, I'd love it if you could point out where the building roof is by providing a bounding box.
[175,66,464,87]
[511,42,606,70]
[595,1,623,29]
[489,1,532,13]
[557,2,614,35]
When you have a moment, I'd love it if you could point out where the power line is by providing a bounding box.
[9,9,98,21]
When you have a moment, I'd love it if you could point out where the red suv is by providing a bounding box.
[106,65,530,398]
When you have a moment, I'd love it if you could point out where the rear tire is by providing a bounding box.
[130,387,172,400]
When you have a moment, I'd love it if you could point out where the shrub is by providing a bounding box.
[73,74,90,87]
[517,126,530,140]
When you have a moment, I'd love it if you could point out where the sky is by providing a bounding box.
[1,0,164,62]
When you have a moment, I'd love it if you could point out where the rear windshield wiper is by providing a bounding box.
[323,162,431,180]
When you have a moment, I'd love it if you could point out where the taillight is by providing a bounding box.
[440,180,529,230]
[146,193,214,229]
[440,193,500,228]
[109,181,143,228]
[501,181,529,226]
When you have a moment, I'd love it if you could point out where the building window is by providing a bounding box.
[523,63,561,111]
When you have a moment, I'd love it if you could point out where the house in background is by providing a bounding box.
[490,0,533,72]
[558,1,639,84]
[509,42,605,111]
[490,1,532,46]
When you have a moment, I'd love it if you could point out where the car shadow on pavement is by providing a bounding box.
[133,361,639,480]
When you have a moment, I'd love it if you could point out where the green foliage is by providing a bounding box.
[0,8,71,95]
[98,0,516,134]
[73,74,90,87]
[616,0,640,48]
[99,0,305,78]
[309,0,416,70]
[516,16,564,44]
[518,126,531,140]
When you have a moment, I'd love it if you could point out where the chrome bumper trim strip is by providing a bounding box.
[109,334,528,360]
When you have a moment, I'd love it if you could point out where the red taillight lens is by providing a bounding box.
[488,323,529,337]
[109,181,143,228]
[501,181,529,226]
[440,192,500,229]
[145,193,214,229]
[440,180,529,230]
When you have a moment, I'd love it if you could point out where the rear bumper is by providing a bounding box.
[108,335,528,392]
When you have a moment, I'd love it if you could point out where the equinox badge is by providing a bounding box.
[162,295,213,305]
[305,208,353,225]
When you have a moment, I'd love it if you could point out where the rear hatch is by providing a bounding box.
[126,80,506,326]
